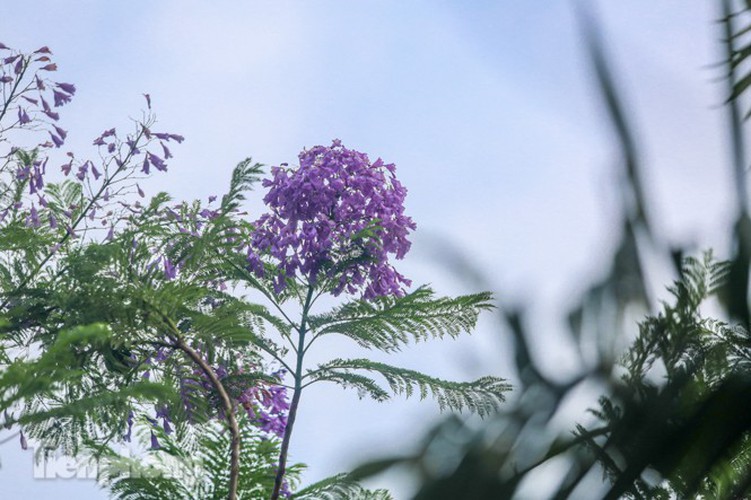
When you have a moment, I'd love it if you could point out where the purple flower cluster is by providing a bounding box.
[0,44,74,152]
[249,140,416,299]
[1,44,182,242]
[177,359,290,439]
[237,373,289,438]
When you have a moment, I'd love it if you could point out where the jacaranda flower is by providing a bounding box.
[249,140,415,299]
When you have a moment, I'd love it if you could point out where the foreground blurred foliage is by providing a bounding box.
[353,1,751,498]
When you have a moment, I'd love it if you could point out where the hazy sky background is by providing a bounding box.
[0,1,734,498]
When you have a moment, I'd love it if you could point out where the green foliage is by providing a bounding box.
[308,287,494,352]
[308,358,508,417]
[294,473,393,500]
[98,416,302,500]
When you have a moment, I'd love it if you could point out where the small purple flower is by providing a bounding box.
[56,82,75,94]
[35,74,45,90]
[143,93,151,109]
[160,142,172,159]
[49,131,64,148]
[20,431,27,450]
[17,108,30,125]
[27,206,40,228]
[150,431,160,450]
[137,184,145,198]
[147,152,167,172]
[52,89,71,106]
[164,258,176,280]
[76,163,88,181]
[123,411,134,442]
[0,76,12,83]
[53,125,67,140]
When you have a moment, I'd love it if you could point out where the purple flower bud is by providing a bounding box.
[160,142,172,159]
[0,76,12,83]
[91,164,102,180]
[34,46,52,54]
[20,431,27,450]
[14,58,23,75]
[137,184,145,198]
[143,93,151,109]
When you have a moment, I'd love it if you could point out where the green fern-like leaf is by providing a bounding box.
[307,358,509,417]
[308,286,494,352]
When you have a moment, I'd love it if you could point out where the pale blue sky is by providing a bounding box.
[0,2,733,498]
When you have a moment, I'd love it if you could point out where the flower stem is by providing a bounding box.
[270,284,314,500]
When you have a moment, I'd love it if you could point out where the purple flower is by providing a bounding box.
[250,140,415,299]
[143,93,151,109]
[17,108,30,125]
[20,431,27,450]
[0,76,12,83]
[35,75,45,90]
[61,161,72,176]
[123,411,134,442]
[52,89,71,106]
[150,431,160,450]
[56,82,75,94]
[91,164,102,180]
[14,58,23,75]
[160,142,172,159]
[147,152,167,172]
[137,184,145,198]
[164,258,176,280]
[53,125,67,140]
[76,163,88,181]
[48,132,63,148]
